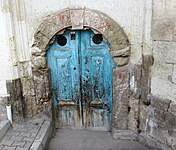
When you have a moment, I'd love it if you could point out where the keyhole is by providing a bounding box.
[73,67,76,70]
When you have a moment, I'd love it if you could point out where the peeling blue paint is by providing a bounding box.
[47,30,114,130]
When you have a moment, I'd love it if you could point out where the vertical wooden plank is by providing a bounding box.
[81,30,113,131]
[47,30,81,129]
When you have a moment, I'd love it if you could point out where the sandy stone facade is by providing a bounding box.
[0,0,176,150]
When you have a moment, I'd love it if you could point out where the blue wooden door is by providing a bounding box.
[47,30,115,131]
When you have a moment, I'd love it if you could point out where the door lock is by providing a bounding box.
[71,31,76,40]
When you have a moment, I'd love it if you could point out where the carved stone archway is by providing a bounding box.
[31,7,130,132]
[32,7,130,54]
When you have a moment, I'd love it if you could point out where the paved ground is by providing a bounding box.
[0,118,51,150]
[0,119,154,150]
[0,119,43,150]
[48,129,151,150]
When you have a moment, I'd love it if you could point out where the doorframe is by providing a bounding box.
[32,7,131,132]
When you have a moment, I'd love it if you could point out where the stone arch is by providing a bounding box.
[32,7,130,65]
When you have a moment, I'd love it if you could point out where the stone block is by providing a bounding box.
[33,71,45,101]
[151,62,173,80]
[151,77,176,101]
[0,140,13,146]
[39,23,57,40]
[113,57,129,67]
[139,102,150,133]
[113,66,129,86]
[6,130,20,136]
[141,54,154,100]
[70,8,84,29]
[153,0,176,19]
[55,9,71,30]
[152,0,165,19]
[33,69,51,103]
[165,112,176,136]
[19,62,32,77]
[110,47,130,57]
[12,141,26,147]
[142,54,154,71]
[10,136,23,141]
[30,141,42,150]
[112,83,129,129]
[130,63,142,99]
[128,98,139,132]
[30,98,39,116]
[148,109,166,130]
[33,32,50,52]
[139,95,176,149]
[19,132,31,138]
[31,47,42,56]
[31,119,52,150]
[24,142,32,149]
[43,69,51,99]
[32,56,47,70]
[112,129,138,140]
[0,120,11,140]
[107,29,129,50]
[6,79,26,122]
[153,41,176,64]
[139,133,172,150]
[24,96,37,118]
[21,78,35,96]
[2,146,16,150]
[152,19,175,41]
[23,137,34,143]
[148,95,171,112]
[146,112,176,148]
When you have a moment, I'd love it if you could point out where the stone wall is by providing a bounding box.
[151,0,176,100]
[138,95,176,150]
[127,56,176,150]
[132,1,176,149]
[4,71,52,122]
[113,42,176,150]
[1,0,176,149]
[149,1,176,149]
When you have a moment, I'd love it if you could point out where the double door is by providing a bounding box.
[47,30,115,131]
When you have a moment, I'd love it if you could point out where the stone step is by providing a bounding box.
[0,120,11,140]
